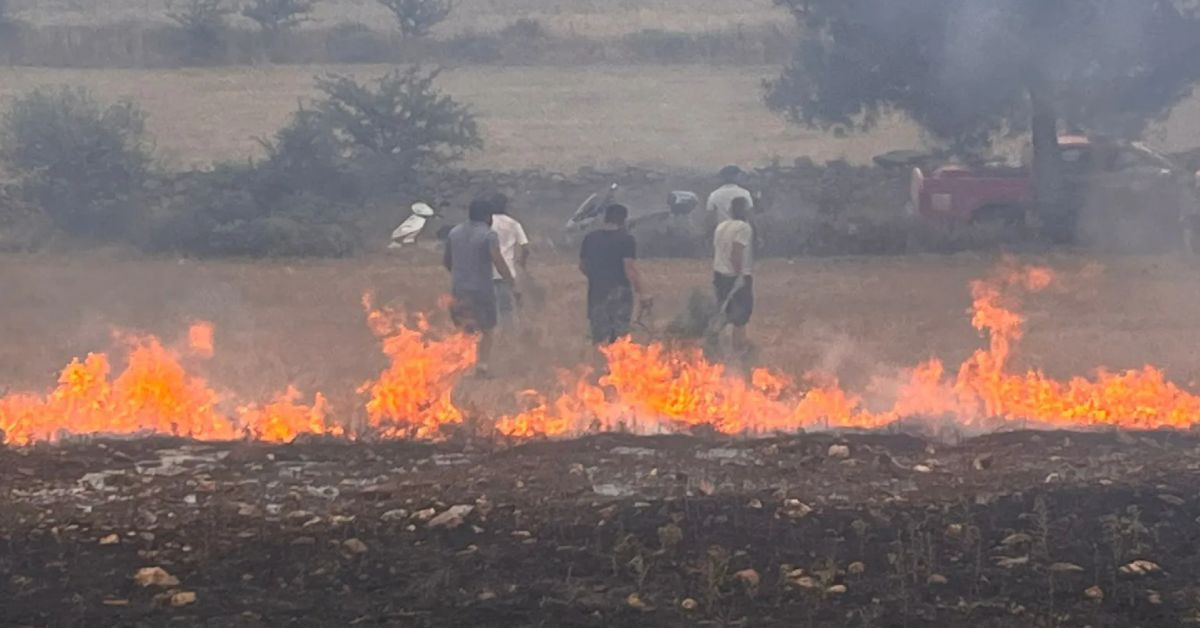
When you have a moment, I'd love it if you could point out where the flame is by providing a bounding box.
[238,387,337,442]
[358,295,477,439]
[5,261,1200,446]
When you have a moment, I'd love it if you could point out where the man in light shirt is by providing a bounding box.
[712,196,754,355]
[705,165,754,232]
[488,192,529,330]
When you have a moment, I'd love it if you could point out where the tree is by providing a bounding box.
[376,0,452,38]
[1,88,153,240]
[312,67,480,182]
[243,0,317,53]
[166,0,232,65]
[767,0,1200,236]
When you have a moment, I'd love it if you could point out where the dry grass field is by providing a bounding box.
[0,64,922,172]
[3,252,1199,421]
[10,0,790,36]
[0,64,1197,175]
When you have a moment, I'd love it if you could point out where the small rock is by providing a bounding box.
[1085,585,1104,600]
[380,509,409,522]
[994,555,1029,568]
[747,498,763,509]
[945,524,964,538]
[1044,472,1061,484]
[680,598,698,611]
[790,576,817,589]
[827,444,850,459]
[511,530,533,539]
[927,574,948,585]
[101,599,130,606]
[626,592,652,611]
[972,454,993,471]
[779,499,813,520]
[477,590,496,601]
[412,508,436,522]
[1148,591,1162,605]
[428,505,474,529]
[99,534,119,546]
[1159,494,1185,506]
[1119,560,1162,576]
[170,591,197,607]
[342,538,368,555]
[1049,562,1084,573]
[735,568,760,589]
[847,561,865,575]
[827,584,847,595]
[290,536,315,546]
[913,464,932,474]
[1001,533,1033,547]
[134,567,179,588]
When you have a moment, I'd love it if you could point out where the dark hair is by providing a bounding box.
[604,203,628,224]
[468,199,493,223]
[730,196,750,219]
[719,165,742,182]
[488,192,509,215]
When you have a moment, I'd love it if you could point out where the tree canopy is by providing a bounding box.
[767,0,1200,152]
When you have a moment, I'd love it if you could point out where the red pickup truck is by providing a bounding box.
[909,135,1199,247]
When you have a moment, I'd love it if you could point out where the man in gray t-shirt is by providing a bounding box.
[444,198,517,377]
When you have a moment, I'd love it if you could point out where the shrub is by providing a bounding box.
[256,108,361,204]
[0,88,153,240]
[376,0,451,38]
[313,67,481,190]
[166,0,232,65]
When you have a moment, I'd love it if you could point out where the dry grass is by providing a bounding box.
[0,64,1196,174]
[3,252,1200,420]
[0,64,921,172]
[11,0,789,37]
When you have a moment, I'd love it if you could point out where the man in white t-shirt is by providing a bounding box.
[488,193,529,329]
[712,196,754,355]
[705,165,754,232]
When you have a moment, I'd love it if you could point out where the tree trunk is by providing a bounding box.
[1029,83,1069,242]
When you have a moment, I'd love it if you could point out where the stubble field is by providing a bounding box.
[3,252,1199,424]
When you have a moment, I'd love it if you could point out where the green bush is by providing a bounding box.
[324,23,390,63]
[313,67,481,191]
[0,87,153,240]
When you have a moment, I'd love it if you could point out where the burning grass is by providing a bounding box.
[5,256,1200,445]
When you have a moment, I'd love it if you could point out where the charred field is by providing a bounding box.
[5,254,1200,626]
[5,430,1200,627]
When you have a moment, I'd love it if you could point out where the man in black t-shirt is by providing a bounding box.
[579,204,649,344]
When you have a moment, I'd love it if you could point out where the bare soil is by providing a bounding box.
[3,429,1200,627]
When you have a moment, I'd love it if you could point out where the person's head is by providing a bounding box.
[488,192,510,215]
[603,203,628,227]
[719,165,742,185]
[730,196,750,221]
[468,198,493,225]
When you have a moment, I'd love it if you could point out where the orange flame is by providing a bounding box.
[358,295,477,439]
[5,262,1200,446]
[238,387,337,442]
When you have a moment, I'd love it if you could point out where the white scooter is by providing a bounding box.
[389,202,438,249]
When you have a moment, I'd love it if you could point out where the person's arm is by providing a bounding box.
[516,223,530,270]
[491,240,515,284]
[624,258,645,297]
[623,236,647,298]
[730,241,745,277]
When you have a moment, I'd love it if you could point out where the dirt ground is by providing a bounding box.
[4,430,1200,627]
[6,253,1200,626]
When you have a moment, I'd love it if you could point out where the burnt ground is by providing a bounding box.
[3,430,1200,627]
